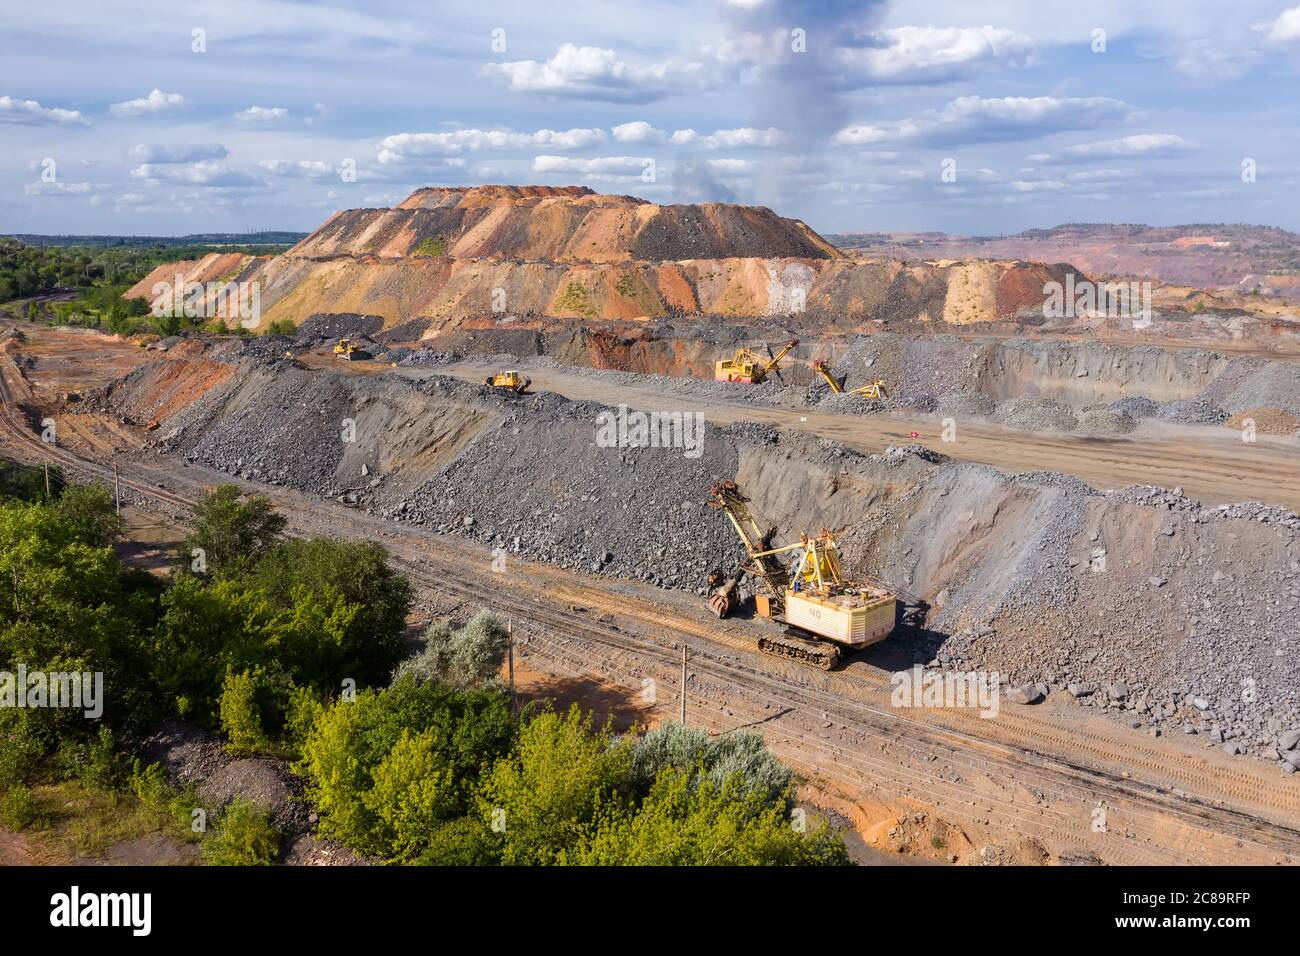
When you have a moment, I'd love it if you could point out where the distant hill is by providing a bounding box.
[4,232,308,249]
[827,223,1300,297]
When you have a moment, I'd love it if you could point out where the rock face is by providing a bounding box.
[124,185,1071,332]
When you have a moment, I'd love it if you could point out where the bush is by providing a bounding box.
[202,798,280,865]
[0,785,44,831]
[182,485,285,578]
[395,610,509,688]
[219,670,269,756]
[296,677,514,860]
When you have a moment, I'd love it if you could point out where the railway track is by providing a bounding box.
[2,356,1297,864]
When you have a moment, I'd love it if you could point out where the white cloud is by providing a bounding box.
[258,159,337,179]
[1052,134,1196,161]
[376,127,606,163]
[671,127,785,149]
[126,143,228,163]
[835,96,1134,147]
[612,121,666,143]
[484,43,720,103]
[24,180,92,196]
[531,155,649,177]
[834,26,1035,85]
[0,95,89,127]
[706,158,754,174]
[1267,3,1300,43]
[109,89,190,118]
[130,160,262,186]
[235,105,289,122]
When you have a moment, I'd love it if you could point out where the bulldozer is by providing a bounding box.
[810,359,889,399]
[715,338,798,384]
[333,338,367,361]
[706,480,924,670]
[484,370,531,394]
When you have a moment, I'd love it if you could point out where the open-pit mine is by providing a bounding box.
[4,184,1300,866]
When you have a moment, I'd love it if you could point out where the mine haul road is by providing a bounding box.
[424,361,1300,514]
[2,356,1300,866]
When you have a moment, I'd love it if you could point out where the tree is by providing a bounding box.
[477,706,631,865]
[183,485,285,577]
[51,483,123,548]
[576,768,850,866]
[296,677,514,860]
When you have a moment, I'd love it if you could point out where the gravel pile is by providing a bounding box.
[1110,396,1159,418]
[295,312,384,341]
[1078,407,1138,435]
[936,392,997,417]
[1156,398,1228,425]
[993,397,1079,432]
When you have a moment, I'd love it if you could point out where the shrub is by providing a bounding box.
[0,785,44,831]
[219,670,268,756]
[202,797,280,865]
[395,610,509,688]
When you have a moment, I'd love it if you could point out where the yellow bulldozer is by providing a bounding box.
[714,338,798,384]
[810,359,888,399]
[333,338,364,361]
[484,370,531,394]
[706,480,926,669]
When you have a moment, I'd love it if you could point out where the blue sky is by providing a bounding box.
[3,0,1300,236]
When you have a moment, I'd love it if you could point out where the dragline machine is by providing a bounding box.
[706,481,921,670]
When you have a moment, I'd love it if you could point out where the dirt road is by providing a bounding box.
[434,361,1300,512]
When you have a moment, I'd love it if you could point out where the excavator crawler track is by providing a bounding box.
[757,630,841,670]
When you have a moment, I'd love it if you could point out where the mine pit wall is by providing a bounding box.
[106,352,1298,735]
[432,324,1254,408]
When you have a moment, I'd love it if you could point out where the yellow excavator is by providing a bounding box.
[706,480,911,670]
[810,359,888,399]
[484,370,531,394]
[715,338,799,384]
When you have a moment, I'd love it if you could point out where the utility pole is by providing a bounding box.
[507,620,515,712]
[43,460,50,500]
[680,643,688,724]
[113,460,121,515]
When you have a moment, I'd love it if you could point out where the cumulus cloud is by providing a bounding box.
[831,25,1035,85]
[668,127,786,148]
[484,44,722,103]
[1267,3,1300,43]
[612,121,666,143]
[258,159,337,179]
[126,143,228,163]
[235,106,289,122]
[130,160,262,187]
[109,89,190,118]
[835,96,1135,147]
[1042,134,1196,162]
[0,95,89,127]
[531,155,649,177]
[376,127,606,163]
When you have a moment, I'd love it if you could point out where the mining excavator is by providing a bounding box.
[484,370,531,394]
[810,359,889,399]
[706,480,926,669]
[715,338,799,384]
